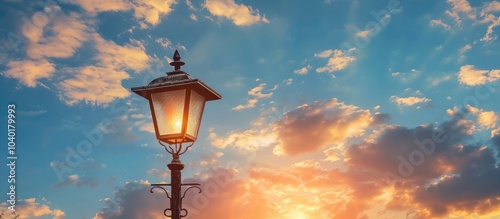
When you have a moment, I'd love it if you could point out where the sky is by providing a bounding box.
[0,0,500,218]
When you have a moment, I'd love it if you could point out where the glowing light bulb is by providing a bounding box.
[175,121,181,127]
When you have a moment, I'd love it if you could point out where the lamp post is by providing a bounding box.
[131,50,221,218]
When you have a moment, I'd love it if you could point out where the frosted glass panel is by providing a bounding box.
[186,90,205,138]
[151,90,186,136]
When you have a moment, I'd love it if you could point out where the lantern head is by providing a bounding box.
[131,50,221,144]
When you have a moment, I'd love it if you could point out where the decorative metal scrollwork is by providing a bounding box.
[159,141,194,157]
[150,183,202,218]
[151,184,173,217]
[181,186,202,200]
[164,208,172,217]
[180,208,189,217]
[150,185,171,199]
[180,185,202,217]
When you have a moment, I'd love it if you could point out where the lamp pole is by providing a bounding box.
[168,153,184,218]
[131,50,221,218]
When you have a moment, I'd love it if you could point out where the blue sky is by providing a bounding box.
[1,0,500,218]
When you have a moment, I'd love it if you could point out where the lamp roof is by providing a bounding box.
[131,50,221,101]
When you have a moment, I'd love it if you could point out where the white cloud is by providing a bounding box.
[427,74,452,87]
[284,78,293,85]
[204,0,269,26]
[390,96,431,106]
[391,69,420,83]
[457,65,500,86]
[147,168,170,178]
[316,49,355,73]
[186,0,197,10]
[430,19,451,30]
[139,121,155,133]
[314,49,334,58]
[155,37,171,48]
[18,109,48,116]
[190,13,198,21]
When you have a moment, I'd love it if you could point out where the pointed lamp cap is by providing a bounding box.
[170,50,185,71]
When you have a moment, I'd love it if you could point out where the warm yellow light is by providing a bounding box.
[286,210,309,219]
[175,120,181,127]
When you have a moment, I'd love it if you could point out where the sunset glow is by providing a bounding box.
[1,0,500,219]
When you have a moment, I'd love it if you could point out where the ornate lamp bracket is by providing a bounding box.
[150,183,203,217]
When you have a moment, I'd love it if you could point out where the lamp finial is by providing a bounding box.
[169,50,185,71]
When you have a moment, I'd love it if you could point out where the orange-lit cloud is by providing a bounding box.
[67,0,130,14]
[458,65,500,86]
[273,99,386,156]
[95,108,500,219]
[54,174,99,188]
[481,1,500,16]
[248,83,273,98]
[232,83,273,110]
[26,12,91,59]
[346,111,500,218]
[4,7,90,88]
[59,34,150,105]
[93,34,150,72]
[204,0,269,26]
[4,59,55,87]
[232,98,258,110]
[216,98,388,156]
[68,0,177,26]
[429,19,451,30]
[59,66,131,105]
[467,105,499,129]
[481,15,500,42]
[94,169,278,219]
[390,95,431,106]
[0,198,65,219]
[436,0,499,43]
[391,69,421,83]
[132,0,177,26]
[209,105,500,218]
[446,0,476,25]
[315,49,355,73]
[208,127,276,151]
[294,65,311,75]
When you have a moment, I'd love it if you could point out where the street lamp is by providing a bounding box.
[131,50,221,218]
